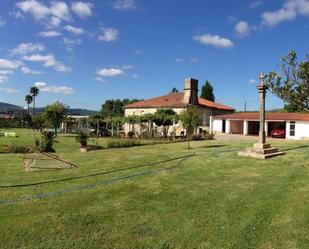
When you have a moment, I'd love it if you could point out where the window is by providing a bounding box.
[290,121,295,136]
[203,113,209,126]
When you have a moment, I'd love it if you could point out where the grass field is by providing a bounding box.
[0,129,308,249]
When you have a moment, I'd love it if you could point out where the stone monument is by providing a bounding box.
[238,73,285,159]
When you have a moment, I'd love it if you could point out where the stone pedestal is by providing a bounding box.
[238,72,285,160]
[238,143,285,159]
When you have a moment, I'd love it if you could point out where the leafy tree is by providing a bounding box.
[90,113,103,137]
[32,112,46,132]
[45,101,68,136]
[153,109,177,138]
[170,87,179,93]
[200,80,215,101]
[179,109,199,149]
[101,99,142,117]
[125,115,141,134]
[265,50,309,112]
[30,86,39,115]
[25,95,33,115]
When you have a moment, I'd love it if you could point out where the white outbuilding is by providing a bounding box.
[210,112,309,140]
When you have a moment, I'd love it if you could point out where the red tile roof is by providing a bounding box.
[124,92,235,111]
[198,98,235,111]
[213,112,309,121]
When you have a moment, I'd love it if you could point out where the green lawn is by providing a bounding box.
[0,129,308,249]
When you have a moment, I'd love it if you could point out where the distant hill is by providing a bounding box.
[0,102,98,116]
[0,102,22,112]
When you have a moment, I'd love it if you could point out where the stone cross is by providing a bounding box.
[257,72,268,144]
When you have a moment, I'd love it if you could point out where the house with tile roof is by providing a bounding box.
[211,112,309,140]
[124,78,235,136]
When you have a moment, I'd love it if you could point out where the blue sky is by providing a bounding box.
[0,0,308,111]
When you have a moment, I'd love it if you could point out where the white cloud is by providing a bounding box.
[49,16,62,27]
[11,42,45,55]
[193,34,234,48]
[190,57,199,63]
[0,70,13,75]
[261,0,309,26]
[98,28,119,42]
[95,77,105,82]
[64,25,84,35]
[235,21,251,37]
[16,0,50,20]
[0,59,22,69]
[16,0,71,28]
[0,87,19,93]
[0,75,8,84]
[10,11,25,19]
[122,65,134,69]
[249,79,257,84]
[34,81,74,94]
[112,0,137,10]
[63,37,82,45]
[97,68,124,77]
[50,1,71,21]
[22,54,71,72]
[175,58,185,63]
[71,2,93,18]
[249,1,263,9]
[0,16,6,27]
[21,66,43,75]
[39,30,62,37]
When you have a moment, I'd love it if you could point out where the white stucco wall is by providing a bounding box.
[286,121,309,140]
[124,107,187,136]
[124,108,186,116]
[124,107,218,135]
[212,119,223,133]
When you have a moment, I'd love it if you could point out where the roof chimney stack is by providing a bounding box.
[183,78,198,105]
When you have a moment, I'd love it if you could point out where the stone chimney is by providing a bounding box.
[183,78,198,105]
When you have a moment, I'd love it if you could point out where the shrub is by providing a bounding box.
[4,144,36,153]
[127,131,135,139]
[192,134,205,141]
[204,132,215,140]
[191,132,214,141]
[106,139,141,148]
[76,129,90,147]
[36,130,57,152]
[140,130,152,139]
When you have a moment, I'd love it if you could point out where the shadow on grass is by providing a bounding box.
[197,144,227,149]
[87,145,104,151]
[281,145,309,152]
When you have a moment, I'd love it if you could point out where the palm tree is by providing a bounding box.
[30,86,39,115]
[25,95,33,115]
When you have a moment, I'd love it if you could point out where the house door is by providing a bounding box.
[222,120,226,133]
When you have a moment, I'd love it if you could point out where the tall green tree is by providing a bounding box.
[25,95,33,115]
[30,86,39,115]
[32,112,46,132]
[170,87,179,93]
[101,99,142,118]
[45,101,68,136]
[179,109,199,149]
[200,81,215,101]
[265,50,309,112]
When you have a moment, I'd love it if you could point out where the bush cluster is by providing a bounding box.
[35,130,57,152]
[4,144,36,153]
[106,139,141,148]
